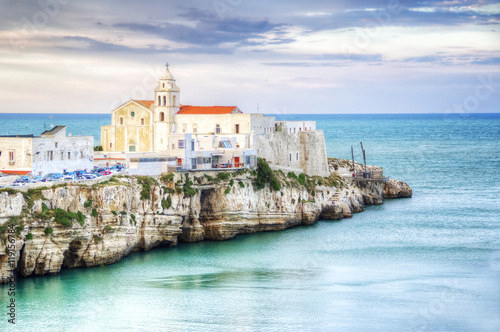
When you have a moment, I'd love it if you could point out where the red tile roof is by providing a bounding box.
[178,105,242,115]
[134,100,154,109]
[131,101,242,115]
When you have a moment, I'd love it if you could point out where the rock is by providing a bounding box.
[0,168,412,283]
[383,179,413,198]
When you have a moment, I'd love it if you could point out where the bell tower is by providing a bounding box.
[154,64,180,152]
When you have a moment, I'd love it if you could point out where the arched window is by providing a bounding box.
[158,96,161,106]
[119,117,124,125]
[160,112,165,122]
[173,95,176,106]
[163,96,166,106]
[141,118,145,125]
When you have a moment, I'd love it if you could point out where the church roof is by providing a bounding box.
[178,106,242,115]
[134,100,154,109]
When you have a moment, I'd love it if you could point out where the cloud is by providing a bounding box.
[114,8,283,48]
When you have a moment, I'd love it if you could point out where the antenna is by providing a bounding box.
[257,103,261,113]
[360,142,367,174]
[351,145,355,176]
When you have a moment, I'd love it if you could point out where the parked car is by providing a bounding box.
[62,175,75,181]
[0,171,4,177]
[99,171,112,176]
[31,176,44,183]
[80,173,98,180]
[11,182,26,187]
[43,173,63,182]
[62,171,76,177]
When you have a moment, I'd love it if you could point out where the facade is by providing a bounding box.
[0,126,93,175]
[100,66,329,176]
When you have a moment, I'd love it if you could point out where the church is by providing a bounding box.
[100,65,329,176]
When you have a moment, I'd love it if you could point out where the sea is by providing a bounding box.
[1,113,499,331]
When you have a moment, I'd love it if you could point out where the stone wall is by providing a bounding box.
[255,129,329,177]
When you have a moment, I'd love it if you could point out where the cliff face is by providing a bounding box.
[0,165,410,283]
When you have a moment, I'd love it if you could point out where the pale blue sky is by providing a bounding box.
[0,0,499,114]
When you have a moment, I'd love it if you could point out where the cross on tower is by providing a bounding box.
[165,63,169,70]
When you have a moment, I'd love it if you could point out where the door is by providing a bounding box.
[234,157,240,168]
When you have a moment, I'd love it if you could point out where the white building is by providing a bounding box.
[100,65,329,177]
[0,126,94,176]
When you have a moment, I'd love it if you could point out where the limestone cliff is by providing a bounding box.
[0,161,411,283]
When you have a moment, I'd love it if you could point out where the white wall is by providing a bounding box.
[32,136,94,175]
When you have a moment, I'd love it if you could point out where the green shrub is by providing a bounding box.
[183,174,197,197]
[26,233,33,240]
[15,225,24,235]
[254,158,281,191]
[229,179,234,187]
[44,227,53,235]
[216,172,230,181]
[41,203,49,213]
[93,234,102,242]
[162,195,172,209]
[175,186,183,194]
[298,173,306,185]
[160,173,175,183]
[76,211,86,225]
[204,174,214,181]
[84,199,93,208]
[138,176,157,201]
[224,187,231,195]
[91,209,98,218]
[54,208,72,227]
[130,214,136,225]
[103,225,114,234]
[238,181,245,188]
[318,179,323,186]
[288,172,298,179]
[111,211,117,216]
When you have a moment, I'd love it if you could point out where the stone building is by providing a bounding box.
[0,126,93,176]
[100,66,329,176]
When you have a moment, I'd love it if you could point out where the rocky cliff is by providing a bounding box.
[0,160,411,283]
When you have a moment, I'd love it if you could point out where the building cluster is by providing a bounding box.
[0,126,93,176]
[0,66,329,177]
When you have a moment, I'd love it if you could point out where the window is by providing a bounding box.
[68,152,71,160]
[50,151,54,161]
[216,124,221,134]
[80,150,84,158]
[296,153,299,161]
[193,124,197,133]
[183,124,187,133]
[158,96,161,105]
[178,140,185,149]
[120,117,124,125]
[160,112,165,122]
[130,111,135,117]
[235,124,240,134]
[141,118,145,125]
[163,96,166,106]
[162,83,165,88]
[110,143,113,148]
[9,151,14,162]
[55,142,58,148]
[173,95,176,106]
[191,158,197,169]
[61,152,64,160]
[191,140,195,151]
[289,154,292,162]
[203,157,211,164]
[129,146,136,152]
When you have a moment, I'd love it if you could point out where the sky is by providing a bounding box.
[0,0,499,114]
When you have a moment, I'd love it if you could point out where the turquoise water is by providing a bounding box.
[1,113,500,331]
